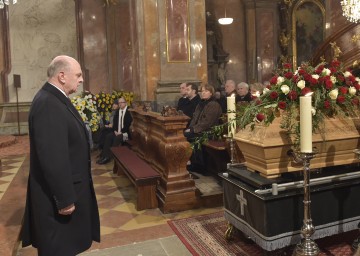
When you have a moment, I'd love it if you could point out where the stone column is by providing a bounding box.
[242,0,280,83]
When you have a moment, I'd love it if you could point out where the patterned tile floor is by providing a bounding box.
[0,136,223,256]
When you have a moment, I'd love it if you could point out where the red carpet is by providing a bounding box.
[168,211,358,256]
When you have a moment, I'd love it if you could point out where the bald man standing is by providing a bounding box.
[22,55,100,255]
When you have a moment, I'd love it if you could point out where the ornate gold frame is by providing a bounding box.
[291,0,325,68]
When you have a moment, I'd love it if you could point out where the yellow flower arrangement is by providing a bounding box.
[71,92,102,132]
[95,90,135,122]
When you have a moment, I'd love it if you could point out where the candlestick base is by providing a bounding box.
[294,239,320,256]
[292,151,319,256]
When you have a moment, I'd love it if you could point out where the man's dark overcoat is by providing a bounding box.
[22,83,100,256]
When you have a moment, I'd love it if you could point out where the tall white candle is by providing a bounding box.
[227,95,236,137]
[300,96,312,152]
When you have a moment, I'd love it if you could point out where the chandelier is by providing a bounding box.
[341,0,360,23]
[0,0,17,9]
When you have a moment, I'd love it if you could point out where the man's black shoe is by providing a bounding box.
[97,157,111,165]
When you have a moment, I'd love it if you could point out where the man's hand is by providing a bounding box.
[59,203,75,215]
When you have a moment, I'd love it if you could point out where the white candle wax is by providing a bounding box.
[227,96,236,137]
[300,96,312,152]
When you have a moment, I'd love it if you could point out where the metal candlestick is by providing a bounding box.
[224,135,237,166]
[351,149,360,252]
[293,150,320,256]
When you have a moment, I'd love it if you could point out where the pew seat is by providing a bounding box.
[111,146,160,210]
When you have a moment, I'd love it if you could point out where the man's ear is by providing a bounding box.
[58,71,65,84]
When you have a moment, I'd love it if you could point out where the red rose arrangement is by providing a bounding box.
[237,59,360,147]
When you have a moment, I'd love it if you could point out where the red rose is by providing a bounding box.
[316,65,324,72]
[324,100,331,109]
[288,90,298,101]
[355,83,360,90]
[315,66,324,74]
[329,67,337,74]
[304,74,312,81]
[337,75,345,82]
[283,63,292,69]
[284,72,293,79]
[325,79,333,90]
[255,99,262,105]
[301,87,312,96]
[331,60,340,68]
[310,78,318,85]
[270,76,278,85]
[292,75,299,82]
[348,75,356,83]
[337,95,346,103]
[270,91,279,99]
[278,101,287,109]
[339,86,348,94]
[298,69,306,75]
[256,113,265,122]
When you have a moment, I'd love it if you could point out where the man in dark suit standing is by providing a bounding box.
[97,97,132,164]
[22,55,100,255]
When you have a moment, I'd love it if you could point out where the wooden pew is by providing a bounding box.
[203,140,230,175]
[203,139,245,176]
[111,146,160,211]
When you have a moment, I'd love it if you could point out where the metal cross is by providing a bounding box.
[236,190,247,216]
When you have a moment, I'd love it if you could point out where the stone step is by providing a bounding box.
[0,135,17,148]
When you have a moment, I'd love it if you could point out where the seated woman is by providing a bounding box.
[235,82,252,103]
[184,84,223,174]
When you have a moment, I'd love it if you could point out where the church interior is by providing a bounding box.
[1,0,360,255]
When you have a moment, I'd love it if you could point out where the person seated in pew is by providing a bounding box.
[184,83,223,174]
[94,99,119,152]
[217,79,237,113]
[235,82,252,103]
[177,82,189,112]
[181,82,201,127]
[97,97,133,165]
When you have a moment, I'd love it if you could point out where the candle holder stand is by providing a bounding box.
[224,135,239,167]
[351,149,360,252]
[291,150,319,256]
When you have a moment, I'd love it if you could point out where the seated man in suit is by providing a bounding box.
[177,82,190,112]
[94,99,119,151]
[181,82,201,125]
[97,97,132,165]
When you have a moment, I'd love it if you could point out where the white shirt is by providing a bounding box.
[118,106,127,133]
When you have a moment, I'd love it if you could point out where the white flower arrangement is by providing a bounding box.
[71,92,102,132]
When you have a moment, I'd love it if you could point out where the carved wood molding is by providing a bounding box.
[311,23,358,65]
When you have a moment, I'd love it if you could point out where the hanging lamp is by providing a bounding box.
[218,0,233,25]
